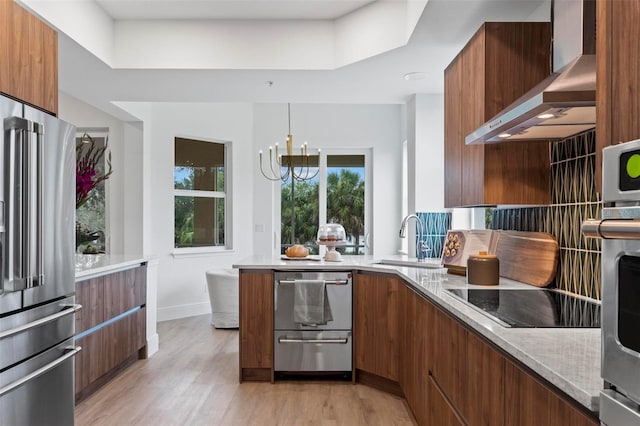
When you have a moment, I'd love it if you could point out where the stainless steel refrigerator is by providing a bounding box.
[0,94,80,426]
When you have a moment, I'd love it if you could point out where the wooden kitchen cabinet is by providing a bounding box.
[104,264,147,319]
[0,0,58,115]
[75,264,148,402]
[238,268,598,425]
[444,53,464,207]
[354,271,401,384]
[400,286,431,425]
[444,22,552,207]
[75,275,105,334]
[465,332,505,425]
[429,305,469,418]
[504,359,599,426]
[427,299,504,425]
[596,0,640,192]
[239,270,274,382]
[75,308,146,401]
[427,374,466,426]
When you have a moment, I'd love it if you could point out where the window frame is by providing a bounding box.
[276,147,372,256]
[172,136,233,256]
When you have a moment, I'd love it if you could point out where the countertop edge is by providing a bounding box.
[76,256,147,281]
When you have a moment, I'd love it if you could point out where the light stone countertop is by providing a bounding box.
[233,254,602,413]
[75,254,147,281]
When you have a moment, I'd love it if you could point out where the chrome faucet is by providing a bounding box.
[399,214,429,262]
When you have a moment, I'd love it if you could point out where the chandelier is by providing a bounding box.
[258,103,320,182]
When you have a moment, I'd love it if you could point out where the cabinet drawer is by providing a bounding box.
[76,276,105,333]
[104,266,146,319]
[75,307,146,400]
[274,330,352,372]
[427,374,465,426]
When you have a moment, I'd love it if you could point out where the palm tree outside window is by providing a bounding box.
[280,152,369,256]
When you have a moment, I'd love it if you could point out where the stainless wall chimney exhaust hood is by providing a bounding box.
[466,0,596,145]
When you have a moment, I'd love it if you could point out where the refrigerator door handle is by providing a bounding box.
[33,122,44,286]
[0,303,81,340]
[2,117,44,292]
[0,346,81,398]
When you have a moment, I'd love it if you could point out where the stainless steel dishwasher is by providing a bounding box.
[273,271,352,375]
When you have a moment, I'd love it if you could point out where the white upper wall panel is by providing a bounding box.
[20,0,427,71]
[113,20,335,69]
[405,0,428,39]
[96,0,376,20]
[334,1,408,67]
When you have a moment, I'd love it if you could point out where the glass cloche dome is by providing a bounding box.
[316,223,346,243]
[317,223,346,261]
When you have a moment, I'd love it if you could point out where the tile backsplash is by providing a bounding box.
[490,130,601,299]
[416,212,451,259]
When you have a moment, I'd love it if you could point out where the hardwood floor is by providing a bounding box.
[75,315,416,426]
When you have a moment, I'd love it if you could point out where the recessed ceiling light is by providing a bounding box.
[498,133,511,138]
[403,72,426,81]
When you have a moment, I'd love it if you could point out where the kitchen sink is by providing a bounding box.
[374,259,443,269]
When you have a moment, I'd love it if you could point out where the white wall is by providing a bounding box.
[406,94,445,213]
[404,94,446,255]
[81,101,402,322]
[58,92,143,256]
[252,103,404,258]
[144,103,255,321]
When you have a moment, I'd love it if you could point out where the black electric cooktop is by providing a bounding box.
[446,288,601,328]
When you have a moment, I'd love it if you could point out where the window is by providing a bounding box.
[174,137,228,249]
[280,156,320,252]
[326,155,366,255]
[280,151,369,256]
[76,130,109,254]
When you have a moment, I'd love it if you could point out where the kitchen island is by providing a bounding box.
[234,255,600,425]
[74,254,148,402]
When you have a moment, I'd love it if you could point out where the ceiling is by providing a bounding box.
[25,0,550,121]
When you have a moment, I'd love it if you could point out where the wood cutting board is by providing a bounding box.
[495,231,559,287]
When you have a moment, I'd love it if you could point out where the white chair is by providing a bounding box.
[205,269,239,328]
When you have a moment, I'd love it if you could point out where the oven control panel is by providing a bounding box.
[620,149,640,191]
[603,139,640,202]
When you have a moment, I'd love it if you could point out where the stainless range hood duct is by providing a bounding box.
[466,0,596,145]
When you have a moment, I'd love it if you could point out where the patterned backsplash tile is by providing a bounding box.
[416,212,451,259]
[490,130,601,299]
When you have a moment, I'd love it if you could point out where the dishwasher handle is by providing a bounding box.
[278,337,349,344]
[277,279,350,286]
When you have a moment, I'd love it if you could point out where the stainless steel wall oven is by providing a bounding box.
[583,139,640,425]
[273,271,352,377]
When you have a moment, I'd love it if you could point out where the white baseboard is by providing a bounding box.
[146,333,159,357]
[157,302,211,322]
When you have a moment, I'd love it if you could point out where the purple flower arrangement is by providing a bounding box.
[76,133,113,208]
